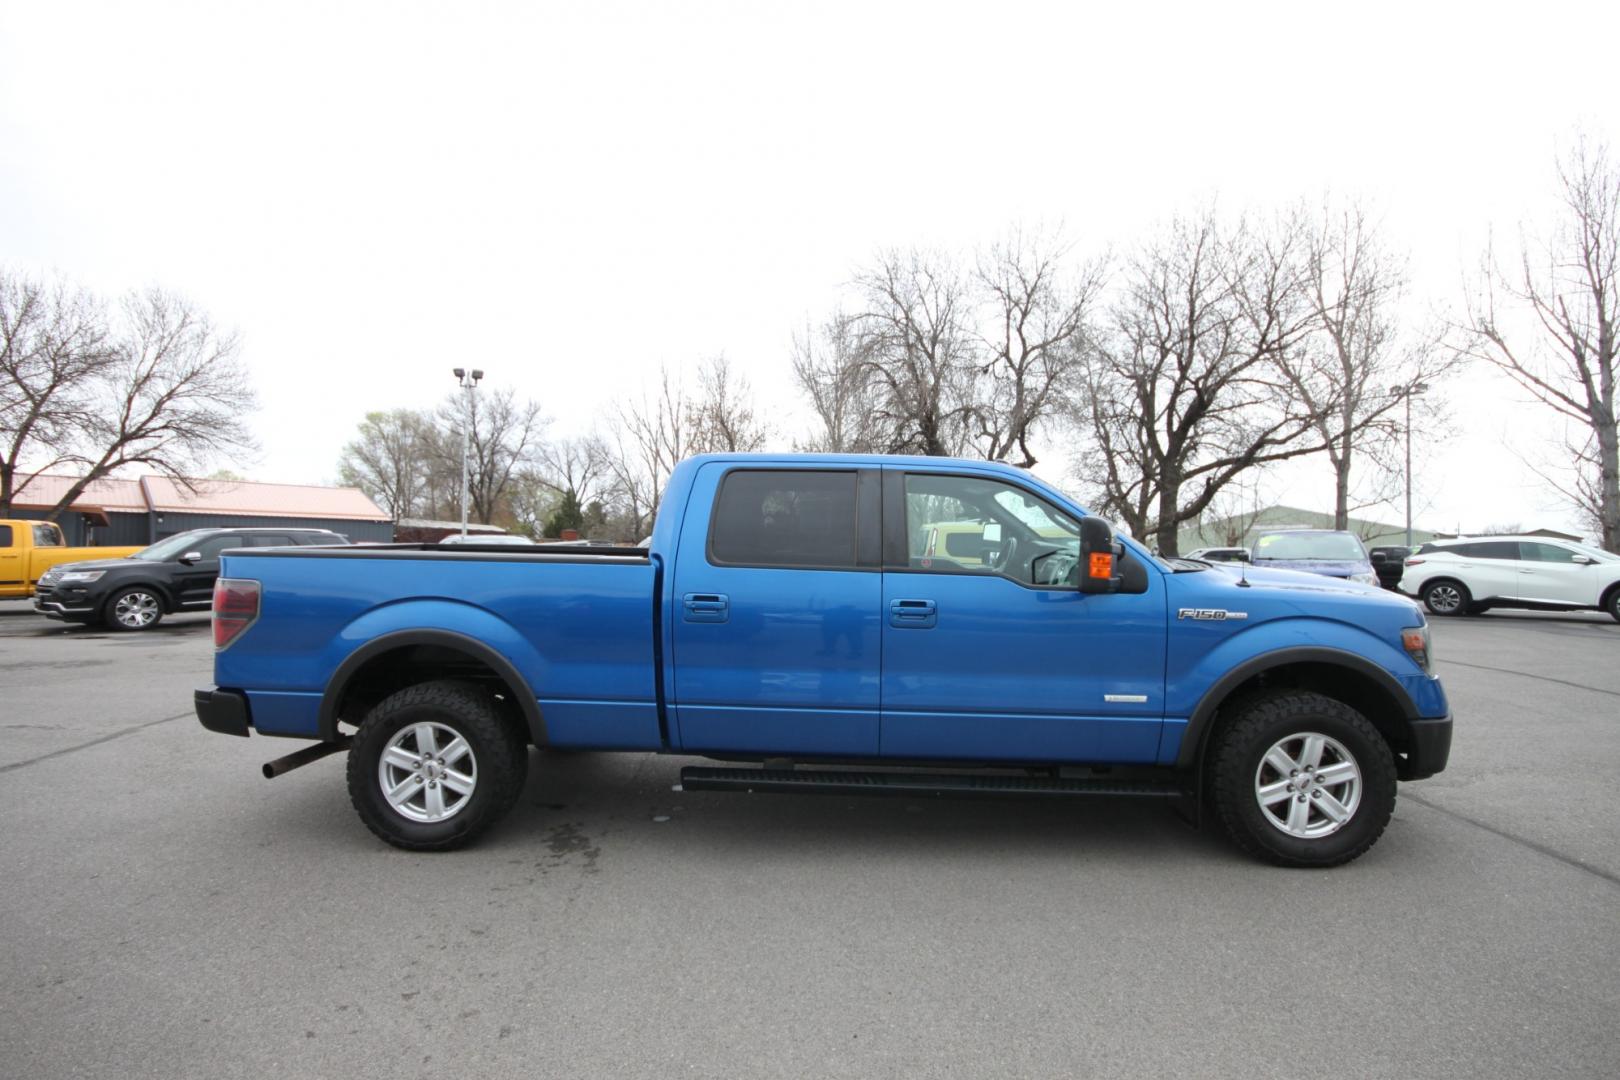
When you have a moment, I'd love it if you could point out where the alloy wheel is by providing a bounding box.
[376,721,478,823]
[113,591,161,629]
[1253,732,1363,839]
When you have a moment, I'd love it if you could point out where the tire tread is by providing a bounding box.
[346,680,528,851]
[1211,690,1397,868]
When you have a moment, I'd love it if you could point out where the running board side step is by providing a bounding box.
[678,766,1183,800]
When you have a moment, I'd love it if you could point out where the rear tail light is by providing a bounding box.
[214,578,260,649]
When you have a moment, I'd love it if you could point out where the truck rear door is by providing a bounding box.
[670,464,883,756]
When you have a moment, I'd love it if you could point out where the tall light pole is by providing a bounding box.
[452,367,484,537]
[1391,380,1428,547]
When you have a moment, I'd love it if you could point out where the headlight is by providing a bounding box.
[56,570,106,583]
[1348,572,1378,586]
[1401,623,1433,673]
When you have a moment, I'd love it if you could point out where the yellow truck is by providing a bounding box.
[0,520,142,600]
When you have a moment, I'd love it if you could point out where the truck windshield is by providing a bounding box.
[1253,532,1368,561]
[131,532,209,561]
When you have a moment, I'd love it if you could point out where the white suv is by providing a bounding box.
[1398,536,1620,621]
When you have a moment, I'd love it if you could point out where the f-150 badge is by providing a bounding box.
[1177,608,1249,621]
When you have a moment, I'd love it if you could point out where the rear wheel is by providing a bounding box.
[104,587,164,631]
[1604,586,1620,624]
[1211,691,1397,868]
[1421,579,1471,617]
[347,681,529,851]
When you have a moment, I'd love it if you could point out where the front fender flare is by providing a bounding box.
[1175,645,1419,770]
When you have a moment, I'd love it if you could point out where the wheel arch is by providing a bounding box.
[1177,647,1419,772]
[317,629,547,746]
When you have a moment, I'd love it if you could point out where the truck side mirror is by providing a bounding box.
[179,551,202,565]
[1371,552,1387,566]
[1078,517,1117,595]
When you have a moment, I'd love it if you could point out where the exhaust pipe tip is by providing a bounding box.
[261,735,352,780]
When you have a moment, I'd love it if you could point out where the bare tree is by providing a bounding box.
[968,230,1104,467]
[849,250,976,456]
[0,269,118,513]
[337,408,432,519]
[1461,137,1620,550]
[791,312,885,453]
[1074,210,1327,555]
[432,386,545,525]
[690,355,769,453]
[536,433,612,506]
[605,368,694,538]
[1283,202,1455,528]
[42,288,255,517]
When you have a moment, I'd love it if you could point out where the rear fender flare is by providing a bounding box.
[317,627,547,746]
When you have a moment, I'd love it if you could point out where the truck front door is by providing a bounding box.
[878,469,1166,764]
[671,464,882,756]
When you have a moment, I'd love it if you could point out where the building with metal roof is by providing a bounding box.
[7,473,393,545]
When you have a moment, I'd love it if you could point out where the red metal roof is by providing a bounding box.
[8,474,148,513]
[140,475,389,521]
[11,472,389,522]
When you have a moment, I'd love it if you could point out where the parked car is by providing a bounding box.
[1398,536,1620,620]
[195,453,1451,868]
[1249,529,1379,586]
[0,519,141,600]
[35,527,347,631]
[1367,545,1416,591]
[1185,546,1250,563]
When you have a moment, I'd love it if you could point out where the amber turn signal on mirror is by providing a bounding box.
[1088,552,1113,579]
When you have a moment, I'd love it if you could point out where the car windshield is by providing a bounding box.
[130,532,210,561]
[1252,531,1368,561]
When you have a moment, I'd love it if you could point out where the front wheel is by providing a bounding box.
[105,587,164,631]
[347,681,529,851]
[1211,691,1397,868]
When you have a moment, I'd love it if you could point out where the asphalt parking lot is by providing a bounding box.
[2,602,1617,1079]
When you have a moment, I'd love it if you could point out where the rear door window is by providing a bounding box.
[709,470,858,569]
[0,525,12,546]
[1471,541,1521,560]
[248,534,296,547]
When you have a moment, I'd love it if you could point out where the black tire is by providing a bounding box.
[1211,690,1397,868]
[103,587,165,632]
[1420,578,1471,617]
[1604,586,1620,624]
[347,681,529,851]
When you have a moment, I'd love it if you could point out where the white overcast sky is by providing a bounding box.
[3,0,1618,537]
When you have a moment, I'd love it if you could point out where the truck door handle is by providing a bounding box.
[682,592,729,623]
[889,598,937,629]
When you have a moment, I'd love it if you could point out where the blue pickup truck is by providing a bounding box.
[194,454,1451,866]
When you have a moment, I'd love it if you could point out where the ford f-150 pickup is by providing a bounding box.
[194,454,1452,867]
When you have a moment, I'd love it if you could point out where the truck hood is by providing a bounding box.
[1248,558,1370,578]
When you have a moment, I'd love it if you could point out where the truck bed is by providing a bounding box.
[214,544,662,748]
